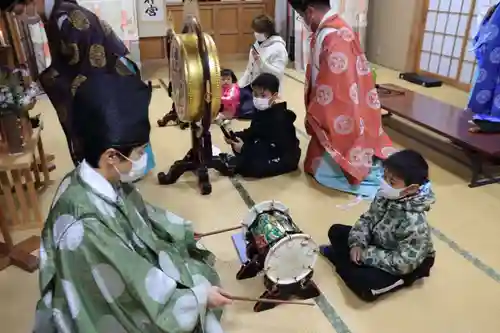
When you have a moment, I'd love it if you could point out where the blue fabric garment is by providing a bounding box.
[311,152,384,199]
[119,56,156,176]
[145,143,156,174]
[468,68,479,106]
[468,5,500,123]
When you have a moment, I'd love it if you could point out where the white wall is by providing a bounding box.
[137,0,175,37]
[365,0,417,71]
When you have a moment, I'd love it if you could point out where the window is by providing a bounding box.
[417,0,493,90]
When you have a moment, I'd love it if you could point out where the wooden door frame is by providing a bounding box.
[263,0,275,17]
[408,0,477,91]
[405,0,428,73]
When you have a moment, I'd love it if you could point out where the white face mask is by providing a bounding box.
[378,179,405,199]
[117,153,148,183]
[254,32,267,42]
[253,97,270,110]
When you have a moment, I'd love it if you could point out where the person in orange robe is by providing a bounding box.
[289,0,394,198]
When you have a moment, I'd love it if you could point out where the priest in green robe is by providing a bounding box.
[33,72,231,332]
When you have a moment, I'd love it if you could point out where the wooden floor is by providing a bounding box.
[1,62,500,333]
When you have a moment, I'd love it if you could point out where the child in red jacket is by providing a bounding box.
[220,69,240,118]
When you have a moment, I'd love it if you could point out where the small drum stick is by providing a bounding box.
[195,225,243,238]
[227,295,315,306]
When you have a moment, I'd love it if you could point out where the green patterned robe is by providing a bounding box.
[34,161,224,333]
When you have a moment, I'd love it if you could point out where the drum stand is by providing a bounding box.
[157,112,234,195]
[157,81,189,129]
[236,254,320,312]
[158,13,234,195]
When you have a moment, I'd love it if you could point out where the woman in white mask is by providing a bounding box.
[237,14,288,119]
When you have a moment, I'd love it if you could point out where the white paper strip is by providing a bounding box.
[140,0,165,22]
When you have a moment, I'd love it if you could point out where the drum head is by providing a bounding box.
[263,233,318,285]
[169,34,191,121]
[169,32,221,122]
[242,200,289,231]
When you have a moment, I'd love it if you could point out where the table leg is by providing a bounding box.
[0,172,20,227]
[11,170,31,224]
[9,235,40,272]
[31,153,41,186]
[465,150,500,188]
[37,139,50,184]
[23,169,43,225]
[0,208,39,273]
[0,235,40,273]
[0,208,14,249]
[0,256,10,270]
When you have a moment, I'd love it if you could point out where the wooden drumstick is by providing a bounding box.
[226,295,315,306]
[195,225,243,238]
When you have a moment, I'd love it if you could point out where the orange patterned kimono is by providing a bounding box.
[304,13,393,197]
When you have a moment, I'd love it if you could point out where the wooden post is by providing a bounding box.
[404,0,429,73]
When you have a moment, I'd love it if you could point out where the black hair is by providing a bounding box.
[251,73,280,94]
[288,0,331,14]
[383,149,429,186]
[221,68,237,83]
[251,14,278,36]
[72,72,151,169]
[0,0,19,11]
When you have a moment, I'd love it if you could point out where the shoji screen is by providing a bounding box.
[418,0,480,90]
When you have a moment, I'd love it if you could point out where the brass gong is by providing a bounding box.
[169,23,221,123]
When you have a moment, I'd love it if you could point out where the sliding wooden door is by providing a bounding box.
[416,0,483,90]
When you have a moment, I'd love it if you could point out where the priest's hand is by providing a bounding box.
[231,137,244,153]
[208,286,233,308]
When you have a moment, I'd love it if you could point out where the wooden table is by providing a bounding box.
[378,84,500,188]
[0,126,51,272]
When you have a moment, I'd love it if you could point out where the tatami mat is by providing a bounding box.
[2,65,500,333]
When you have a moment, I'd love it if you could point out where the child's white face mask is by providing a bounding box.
[378,179,405,199]
[254,32,267,42]
[116,153,148,183]
[253,97,270,110]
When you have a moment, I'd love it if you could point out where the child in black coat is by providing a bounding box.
[224,73,301,178]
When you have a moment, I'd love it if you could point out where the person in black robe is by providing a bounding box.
[223,73,301,178]
[2,0,136,165]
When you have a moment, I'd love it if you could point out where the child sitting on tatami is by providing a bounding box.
[223,73,300,178]
[320,149,436,302]
[220,68,240,119]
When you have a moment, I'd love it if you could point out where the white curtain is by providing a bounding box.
[27,21,51,73]
[294,12,309,72]
[275,0,288,37]
[78,0,141,66]
[290,0,369,73]
[343,0,369,49]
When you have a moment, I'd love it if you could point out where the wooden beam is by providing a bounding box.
[405,0,428,72]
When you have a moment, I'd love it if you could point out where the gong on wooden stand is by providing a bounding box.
[157,7,233,195]
[156,24,189,130]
